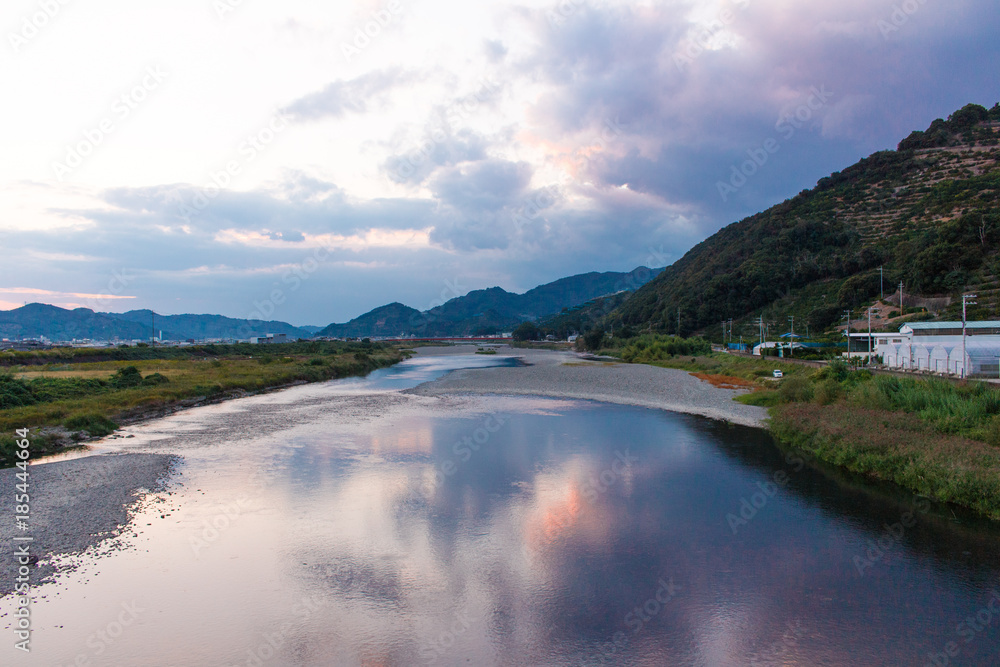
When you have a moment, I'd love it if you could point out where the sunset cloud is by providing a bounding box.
[2,0,997,324]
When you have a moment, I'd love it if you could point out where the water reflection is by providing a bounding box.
[279,400,1000,666]
[9,352,1000,666]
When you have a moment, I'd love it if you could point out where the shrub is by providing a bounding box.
[736,390,782,407]
[307,358,325,366]
[0,374,36,409]
[778,376,814,403]
[513,322,541,341]
[64,413,119,437]
[582,329,605,350]
[813,378,843,405]
[111,366,143,388]
[141,373,170,386]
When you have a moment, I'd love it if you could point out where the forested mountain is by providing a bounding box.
[318,267,662,338]
[0,304,313,342]
[105,310,312,340]
[0,304,156,341]
[606,103,1000,337]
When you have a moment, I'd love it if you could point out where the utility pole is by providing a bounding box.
[879,266,884,300]
[788,316,794,357]
[844,309,852,355]
[151,310,155,345]
[962,293,977,379]
[677,308,681,338]
[867,306,874,366]
[899,281,904,312]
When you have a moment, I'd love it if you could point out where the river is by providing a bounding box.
[4,351,1000,666]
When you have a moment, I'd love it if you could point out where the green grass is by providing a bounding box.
[63,413,119,437]
[771,402,1000,520]
[617,352,1000,519]
[0,341,408,467]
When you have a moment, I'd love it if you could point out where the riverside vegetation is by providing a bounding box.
[588,334,1000,520]
[0,340,406,467]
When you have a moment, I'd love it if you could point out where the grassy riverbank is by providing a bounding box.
[615,348,1000,520]
[0,341,407,467]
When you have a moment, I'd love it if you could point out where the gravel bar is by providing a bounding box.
[406,347,768,428]
[0,453,177,597]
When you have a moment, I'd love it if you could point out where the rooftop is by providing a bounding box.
[905,321,1000,330]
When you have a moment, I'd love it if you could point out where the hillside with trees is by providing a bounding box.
[604,103,1000,339]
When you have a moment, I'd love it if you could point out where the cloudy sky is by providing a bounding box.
[2,0,998,325]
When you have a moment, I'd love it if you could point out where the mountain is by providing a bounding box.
[607,103,1000,338]
[0,304,156,341]
[0,304,313,342]
[317,303,422,339]
[104,310,313,340]
[318,267,663,338]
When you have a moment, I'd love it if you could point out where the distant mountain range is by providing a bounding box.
[0,304,316,342]
[317,267,662,338]
[105,310,314,340]
[1,267,661,342]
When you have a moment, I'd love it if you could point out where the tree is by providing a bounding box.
[512,322,541,342]
[582,328,605,350]
[111,366,143,389]
[948,103,988,130]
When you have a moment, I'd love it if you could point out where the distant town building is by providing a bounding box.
[250,333,288,344]
[872,321,1000,377]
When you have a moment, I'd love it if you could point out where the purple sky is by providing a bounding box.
[2,0,998,325]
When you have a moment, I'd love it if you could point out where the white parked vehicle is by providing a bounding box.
[772,369,783,378]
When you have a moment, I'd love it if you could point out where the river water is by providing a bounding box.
[6,352,1000,665]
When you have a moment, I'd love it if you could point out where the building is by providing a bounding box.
[250,333,288,344]
[873,321,1000,378]
[752,341,808,356]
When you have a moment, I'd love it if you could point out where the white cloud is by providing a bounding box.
[1,0,998,323]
